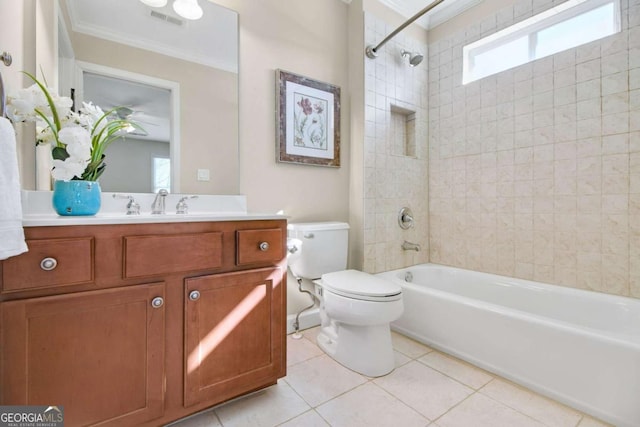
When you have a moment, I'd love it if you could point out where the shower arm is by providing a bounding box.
[365,0,445,59]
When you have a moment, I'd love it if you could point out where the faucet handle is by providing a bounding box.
[112,194,141,215]
[398,207,414,229]
[176,195,198,214]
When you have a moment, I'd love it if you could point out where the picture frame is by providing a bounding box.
[276,70,341,167]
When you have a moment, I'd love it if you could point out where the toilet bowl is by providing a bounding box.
[287,221,403,377]
[315,270,403,377]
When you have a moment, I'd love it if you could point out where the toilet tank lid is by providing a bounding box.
[321,269,401,298]
[288,221,350,231]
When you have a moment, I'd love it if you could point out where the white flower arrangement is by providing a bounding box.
[7,72,141,181]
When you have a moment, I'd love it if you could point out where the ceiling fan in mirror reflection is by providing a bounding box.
[139,0,204,20]
[83,71,171,143]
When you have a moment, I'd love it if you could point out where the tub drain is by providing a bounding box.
[404,271,413,282]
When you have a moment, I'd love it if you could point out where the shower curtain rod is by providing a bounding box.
[365,0,445,59]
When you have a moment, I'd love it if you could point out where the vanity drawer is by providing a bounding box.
[2,237,94,292]
[236,228,283,266]
[123,232,223,278]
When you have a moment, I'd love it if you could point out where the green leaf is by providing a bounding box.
[52,146,69,161]
[22,71,63,146]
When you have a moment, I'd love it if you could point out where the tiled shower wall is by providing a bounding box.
[428,0,640,297]
[363,13,429,273]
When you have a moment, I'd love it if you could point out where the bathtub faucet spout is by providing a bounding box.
[402,240,421,251]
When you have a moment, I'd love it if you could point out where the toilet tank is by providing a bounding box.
[287,222,349,279]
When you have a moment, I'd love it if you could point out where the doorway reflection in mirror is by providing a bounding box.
[153,157,171,194]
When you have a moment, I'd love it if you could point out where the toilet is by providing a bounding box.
[287,222,403,377]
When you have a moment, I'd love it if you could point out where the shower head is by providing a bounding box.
[401,49,424,67]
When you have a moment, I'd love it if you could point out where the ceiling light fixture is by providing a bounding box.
[172,0,204,20]
[139,0,168,7]
[139,0,203,21]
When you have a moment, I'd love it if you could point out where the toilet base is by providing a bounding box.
[317,322,395,377]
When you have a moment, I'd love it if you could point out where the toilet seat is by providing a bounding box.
[320,269,402,302]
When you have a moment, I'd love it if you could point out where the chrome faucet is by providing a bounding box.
[401,240,421,251]
[176,195,198,214]
[151,189,168,214]
[112,194,140,215]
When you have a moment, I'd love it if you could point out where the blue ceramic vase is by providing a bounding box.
[52,180,102,216]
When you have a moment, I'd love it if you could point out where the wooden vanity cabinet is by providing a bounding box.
[1,284,166,427]
[0,219,287,427]
[184,267,283,407]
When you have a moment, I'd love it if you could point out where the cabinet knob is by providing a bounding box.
[189,290,200,301]
[40,257,58,271]
[151,297,164,308]
[259,241,270,251]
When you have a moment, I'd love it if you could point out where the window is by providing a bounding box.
[463,0,620,84]
[152,157,171,193]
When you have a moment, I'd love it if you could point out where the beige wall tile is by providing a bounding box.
[415,2,638,299]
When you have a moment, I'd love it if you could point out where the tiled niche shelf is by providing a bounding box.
[390,104,417,158]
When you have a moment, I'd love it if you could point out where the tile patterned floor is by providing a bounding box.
[170,328,612,427]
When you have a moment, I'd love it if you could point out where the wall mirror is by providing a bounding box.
[45,0,239,194]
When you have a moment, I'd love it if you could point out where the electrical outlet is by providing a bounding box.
[197,169,210,181]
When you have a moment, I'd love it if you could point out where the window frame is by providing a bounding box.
[152,156,171,194]
[462,0,621,84]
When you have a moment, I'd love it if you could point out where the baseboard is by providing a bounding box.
[286,308,320,334]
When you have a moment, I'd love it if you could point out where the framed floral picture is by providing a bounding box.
[276,70,340,167]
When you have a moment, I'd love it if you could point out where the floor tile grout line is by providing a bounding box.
[283,366,370,413]
[292,350,605,427]
[172,327,613,427]
[391,347,494,395]
[404,344,609,426]
[273,408,327,427]
[313,407,334,427]
[269,379,317,426]
[285,349,433,423]
[412,354,495,391]
[406,346,590,425]
[368,379,437,425]
[285,351,325,369]
[430,387,483,426]
[211,409,223,427]
[573,414,586,427]
[366,380,433,424]
[426,380,552,427]
[477,376,586,426]
[480,389,561,427]
[209,330,611,427]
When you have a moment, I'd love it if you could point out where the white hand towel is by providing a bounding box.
[0,116,28,260]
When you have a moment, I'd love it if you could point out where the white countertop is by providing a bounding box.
[21,191,286,227]
[22,212,287,227]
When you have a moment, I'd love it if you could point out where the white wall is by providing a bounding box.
[100,139,170,193]
[211,0,352,316]
[215,0,352,223]
[1,0,50,190]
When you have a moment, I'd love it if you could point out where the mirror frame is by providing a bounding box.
[73,60,182,192]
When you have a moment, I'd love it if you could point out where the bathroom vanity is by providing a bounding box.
[0,197,287,426]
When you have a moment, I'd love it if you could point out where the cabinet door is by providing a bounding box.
[184,267,285,407]
[1,284,165,427]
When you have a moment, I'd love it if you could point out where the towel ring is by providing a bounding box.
[0,51,12,118]
[0,71,5,118]
[0,52,11,67]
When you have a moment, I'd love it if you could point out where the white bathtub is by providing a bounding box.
[378,264,640,427]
